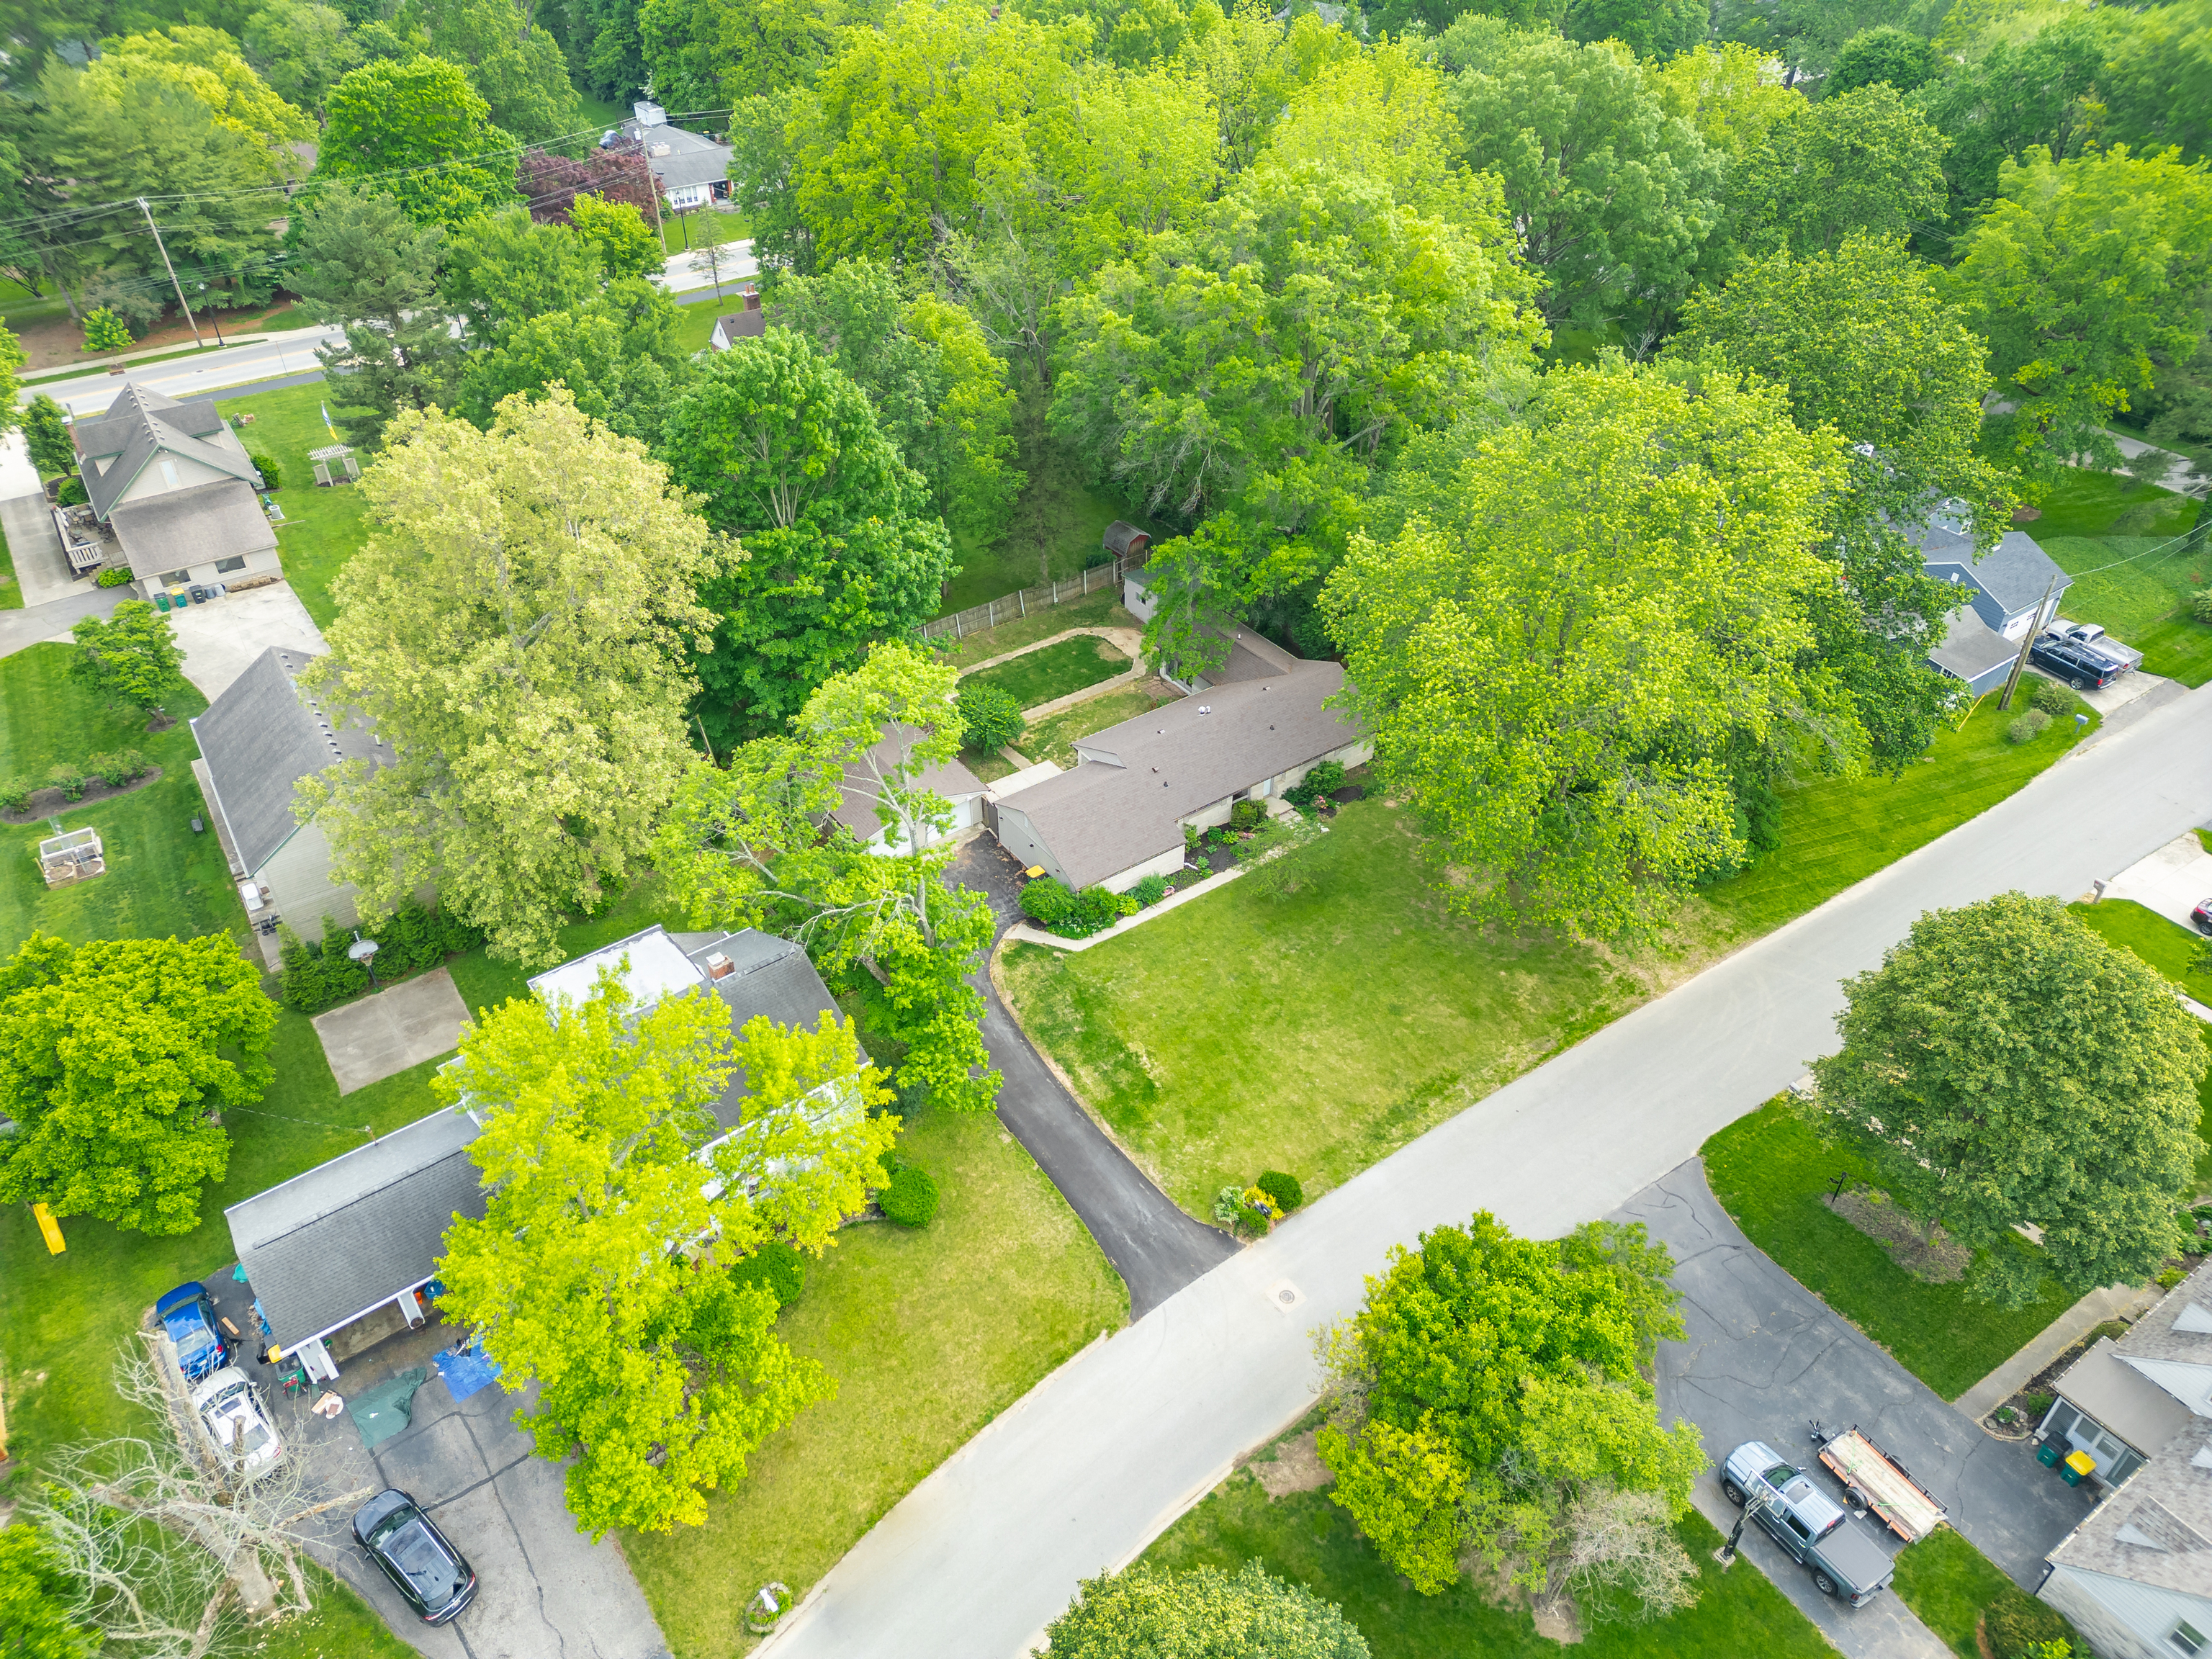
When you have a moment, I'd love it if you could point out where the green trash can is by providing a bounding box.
[2062,1449,2095,1486]
[153,592,171,613]
[2037,1439,2062,1469]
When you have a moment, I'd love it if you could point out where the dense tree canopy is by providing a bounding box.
[1045,1562,1371,1659]
[1324,362,1850,939]
[0,932,276,1237]
[69,601,189,717]
[1728,81,1948,262]
[1911,15,2103,235]
[298,393,718,963]
[317,55,519,226]
[1809,893,2208,1308]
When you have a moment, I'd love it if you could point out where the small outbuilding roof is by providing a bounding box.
[226,1107,487,1350]
[2055,1338,2194,1459]
[832,723,985,840]
[73,383,262,520]
[108,478,277,580]
[1925,603,2018,686]
[189,647,386,873]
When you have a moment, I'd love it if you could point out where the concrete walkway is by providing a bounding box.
[312,968,470,1094]
[757,678,2212,1659]
[2101,828,2212,932]
[1953,1282,2163,1423]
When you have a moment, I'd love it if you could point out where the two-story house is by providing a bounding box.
[1912,505,2074,695]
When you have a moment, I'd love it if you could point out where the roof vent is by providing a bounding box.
[704,952,733,979]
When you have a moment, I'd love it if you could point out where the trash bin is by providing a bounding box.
[153,593,171,613]
[2037,1439,2062,1469]
[2062,1449,2095,1486]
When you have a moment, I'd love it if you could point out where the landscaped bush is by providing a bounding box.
[1256,1169,1303,1212]
[0,781,29,813]
[276,901,482,1013]
[1983,1587,2077,1659]
[86,749,149,786]
[1229,799,1268,832]
[728,1238,806,1307]
[880,1160,940,1228]
[1020,878,1136,937]
[96,566,132,587]
[248,451,282,490]
[44,762,86,800]
[2029,676,2074,716]
[2005,709,2052,745]
[1130,873,1169,907]
[1020,877,1077,926]
[958,681,1027,752]
[1071,885,1138,935]
[1211,1184,1281,1235]
[2195,584,2212,623]
[55,477,88,508]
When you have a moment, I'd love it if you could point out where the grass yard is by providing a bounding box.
[1141,1468,1834,1659]
[210,380,372,633]
[2069,902,2212,1190]
[934,588,1136,670]
[671,300,725,354]
[1019,682,1180,768]
[1892,1527,2078,1659]
[1699,695,2096,939]
[661,210,750,254]
[0,644,243,956]
[0,514,20,609]
[2023,465,2212,685]
[958,632,1129,709]
[1002,799,1632,1215]
[622,1105,1126,1658]
[1701,1100,2076,1400]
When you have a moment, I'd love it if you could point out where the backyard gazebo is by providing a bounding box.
[37,827,105,886]
[309,444,361,487]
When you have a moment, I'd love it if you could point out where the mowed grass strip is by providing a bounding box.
[2024,466,2211,685]
[2068,901,2212,1189]
[210,380,372,634]
[1001,799,1630,1215]
[1698,696,2095,938]
[935,589,1133,670]
[1019,680,1178,768]
[1141,1471,1835,1659]
[1701,1100,2076,1401]
[959,632,1128,709]
[622,1107,1125,1658]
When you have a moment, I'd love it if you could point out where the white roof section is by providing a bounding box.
[528,926,706,1015]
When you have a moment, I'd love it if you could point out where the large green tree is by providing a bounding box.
[439,207,608,344]
[456,305,688,447]
[662,331,956,746]
[1044,1562,1371,1659]
[436,970,894,1535]
[1316,1213,1702,1604]
[297,392,718,964]
[0,932,276,1237]
[637,0,857,109]
[316,55,520,227]
[1948,144,2212,478]
[1447,32,1719,333]
[1911,15,2101,235]
[1727,81,1948,262]
[1668,235,2004,768]
[1325,361,1852,938]
[657,644,1002,1112]
[1564,0,1706,60]
[69,601,189,719]
[409,0,580,141]
[2100,0,2212,166]
[289,181,462,449]
[0,1524,95,1659]
[1809,892,2208,1308]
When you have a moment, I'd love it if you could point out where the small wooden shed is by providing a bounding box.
[1102,521,1151,560]
[37,827,105,886]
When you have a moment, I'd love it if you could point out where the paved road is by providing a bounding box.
[1619,1160,2095,1658]
[19,328,346,417]
[758,682,2212,1659]
[950,838,1237,1318]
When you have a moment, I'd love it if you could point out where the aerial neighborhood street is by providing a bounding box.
[5,5,2212,1659]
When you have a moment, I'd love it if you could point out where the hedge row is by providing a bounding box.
[0,749,153,811]
[276,899,485,1014]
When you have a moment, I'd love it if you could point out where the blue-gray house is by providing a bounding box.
[1913,508,2073,695]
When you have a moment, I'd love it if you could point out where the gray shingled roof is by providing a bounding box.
[109,478,277,580]
[1926,603,2017,684]
[625,121,732,191]
[225,1107,487,1349]
[997,637,1366,888]
[189,647,386,873]
[832,723,984,838]
[528,926,852,1133]
[73,383,262,521]
[2054,1338,2193,1457]
[1911,513,2072,616]
[2116,1257,2212,1368]
[2048,1414,2212,1596]
[714,310,765,344]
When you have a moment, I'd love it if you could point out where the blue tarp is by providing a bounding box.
[435,1342,501,1402]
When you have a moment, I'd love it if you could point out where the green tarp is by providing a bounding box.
[347,1366,428,1449]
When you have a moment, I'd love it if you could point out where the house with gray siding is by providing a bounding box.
[1912,506,2074,695]
[2038,1260,2212,1659]
[190,646,386,947]
[989,628,1369,892]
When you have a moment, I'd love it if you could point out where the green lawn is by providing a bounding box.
[2069,901,2212,1190]
[1699,696,2096,939]
[1002,799,1631,1215]
[0,644,243,956]
[622,1105,1126,1659]
[210,381,372,633]
[958,633,1129,709]
[2022,465,2212,685]
[1893,1527,2078,1659]
[1141,1468,1834,1659]
[672,301,724,354]
[1701,1100,2076,1401]
[0,514,21,610]
[1018,682,1179,767]
[934,588,1136,669]
[661,210,750,254]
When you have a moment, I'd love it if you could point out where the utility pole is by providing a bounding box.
[137,197,203,349]
[1996,572,2061,712]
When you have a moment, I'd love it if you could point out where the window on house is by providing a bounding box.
[160,459,179,487]
[2170,1620,2206,1655]
[161,570,190,585]
[215,557,246,574]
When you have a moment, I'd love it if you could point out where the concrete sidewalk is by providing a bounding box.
[1953,1282,2162,1424]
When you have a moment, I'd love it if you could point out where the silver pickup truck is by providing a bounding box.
[1723,1441,1897,1607]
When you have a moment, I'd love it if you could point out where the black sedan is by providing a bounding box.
[352,1490,477,1624]
[2028,631,2126,691]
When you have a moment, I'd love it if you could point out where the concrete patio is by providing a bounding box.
[313,969,471,1094]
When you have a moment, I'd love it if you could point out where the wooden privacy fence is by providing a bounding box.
[920,550,1152,642]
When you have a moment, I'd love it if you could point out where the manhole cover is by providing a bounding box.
[1265,1278,1304,1312]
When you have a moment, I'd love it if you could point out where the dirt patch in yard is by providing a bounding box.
[1824,1188,1972,1283]
[1245,1429,1331,1498]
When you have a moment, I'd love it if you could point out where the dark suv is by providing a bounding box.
[2028,631,2126,691]
[353,1490,477,1625]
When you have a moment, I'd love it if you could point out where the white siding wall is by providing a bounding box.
[115,451,240,505]
[258,816,364,932]
[991,804,1066,884]
[2042,1563,2212,1659]
[1182,795,1236,832]
[1100,843,1187,894]
[858,793,983,857]
[137,546,282,601]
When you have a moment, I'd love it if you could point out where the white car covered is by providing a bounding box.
[189,1367,284,1483]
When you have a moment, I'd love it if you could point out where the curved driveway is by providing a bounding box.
[764,683,2212,1659]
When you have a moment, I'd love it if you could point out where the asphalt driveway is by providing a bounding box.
[1614,1160,2096,1658]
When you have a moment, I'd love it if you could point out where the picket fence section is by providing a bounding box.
[920,550,1151,642]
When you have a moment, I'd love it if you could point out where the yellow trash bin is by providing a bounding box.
[2062,1449,2096,1487]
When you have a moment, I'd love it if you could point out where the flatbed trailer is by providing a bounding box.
[1812,1425,1948,1543]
